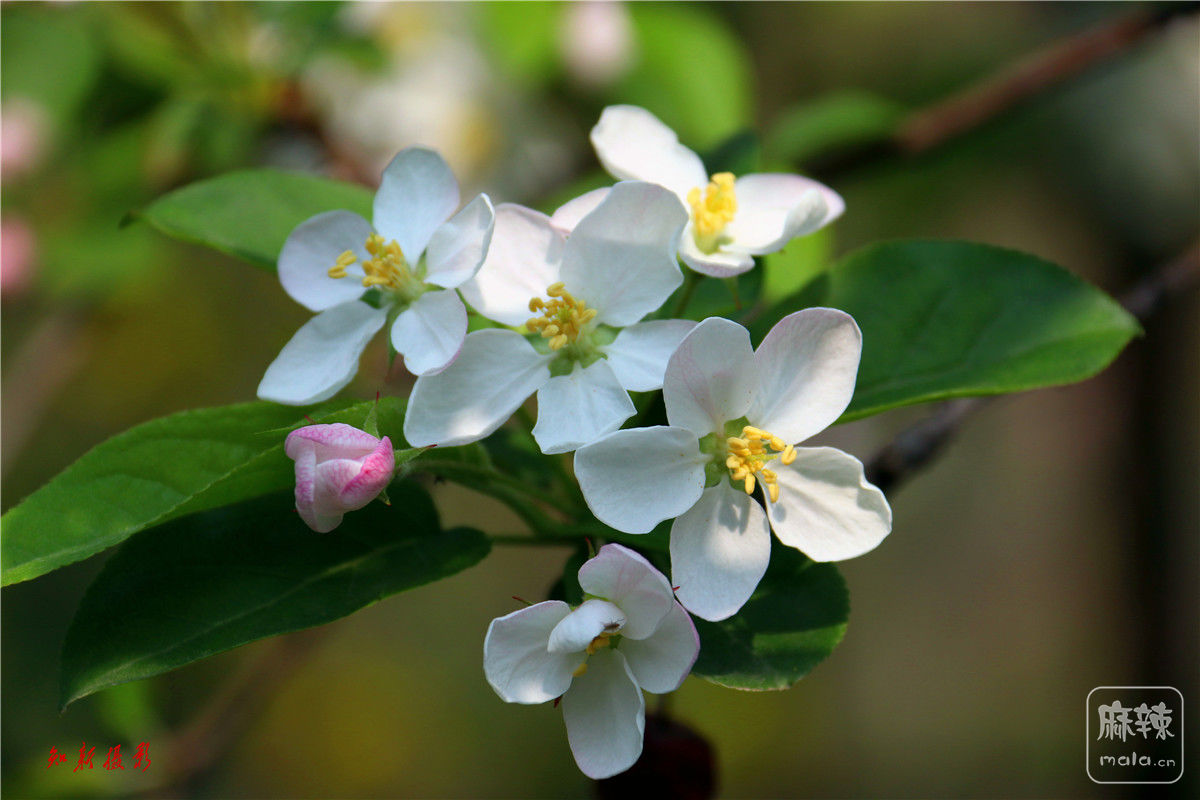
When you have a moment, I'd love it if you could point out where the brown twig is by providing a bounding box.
[810,3,1199,177]
[864,242,1200,494]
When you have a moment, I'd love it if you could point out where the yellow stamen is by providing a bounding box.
[524,283,597,351]
[326,235,415,293]
[572,662,588,677]
[687,172,737,252]
[725,424,792,502]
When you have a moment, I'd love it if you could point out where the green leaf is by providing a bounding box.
[129,169,374,270]
[60,486,489,707]
[1,4,101,125]
[692,545,849,690]
[752,240,1141,422]
[618,4,753,150]
[760,227,834,307]
[1,398,411,586]
[765,91,905,166]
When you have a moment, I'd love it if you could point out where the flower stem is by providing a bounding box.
[672,271,702,318]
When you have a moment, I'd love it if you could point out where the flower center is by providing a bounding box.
[725,425,795,503]
[687,172,737,253]
[571,631,617,677]
[328,234,423,300]
[526,282,598,351]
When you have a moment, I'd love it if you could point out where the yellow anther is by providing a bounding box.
[327,236,416,293]
[573,662,589,677]
[687,172,737,251]
[524,282,598,351]
[725,424,792,502]
[586,633,614,655]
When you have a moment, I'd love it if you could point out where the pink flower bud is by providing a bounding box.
[284,423,395,532]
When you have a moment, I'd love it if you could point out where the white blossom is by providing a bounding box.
[404,181,695,454]
[574,310,892,621]
[483,543,699,779]
[581,104,844,278]
[258,147,494,405]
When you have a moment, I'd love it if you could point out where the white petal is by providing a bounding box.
[389,288,467,376]
[603,319,699,392]
[671,483,771,622]
[531,360,635,454]
[562,649,645,780]
[766,446,892,562]
[590,105,707,199]
[423,193,495,288]
[619,601,699,693]
[372,147,460,261]
[678,232,756,278]
[484,601,577,704]
[550,187,610,234]
[663,317,755,437]
[559,181,687,327]
[577,544,674,640]
[277,210,372,311]
[257,302,387,406]
[574,427,706,534]
[548,599,627,653]
[724,173,843,255]
[457,204,564,327]
[403,330,551,447]
[748,308,862,444]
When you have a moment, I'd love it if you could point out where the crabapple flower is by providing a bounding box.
[578,104,844,278]
[483,543,699,779]
[285,423,394,533]
[404,180,696,454]
[574,310,892,622]
[258,147,495,405]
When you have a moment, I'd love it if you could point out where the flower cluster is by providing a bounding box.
[269,105,890,779]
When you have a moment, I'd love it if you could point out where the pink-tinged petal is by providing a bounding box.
[550,187,611,234]
[723,173,843,255]
[484,601,578,704]
[285,422,382,460]
[423,193,495,289]
[289,443,333,532]
[766,446,892,562]
[560,181,687,327]
[548,599,627,653]
[619,601,699,693]
[404,330,553,447]
[389,288,468,376]
[531,360,635,455]
[578,544,674,640]
[457,203,565,327]
[590,105,707,199]
[749,307,862,444]
[278,210,373,311]
[562,649,645,779]
[663,317,755,437]
[671,483,771,622]
[678,232,756,278]
[338,435,394,509]
[603,319,699,392]
[574,427,707,535]
[258,301,388,406]
[373,147,460,261]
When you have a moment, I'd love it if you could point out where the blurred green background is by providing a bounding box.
[2,2,1197,798]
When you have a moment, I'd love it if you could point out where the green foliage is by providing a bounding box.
[765,91,905,166]
[617,4,753,149]
[753,240,1141,422]
[129,169,375,270]
[1,4,100,125]
[693,545,849,690]
[60,486,489,707]
[0,398,410,586]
